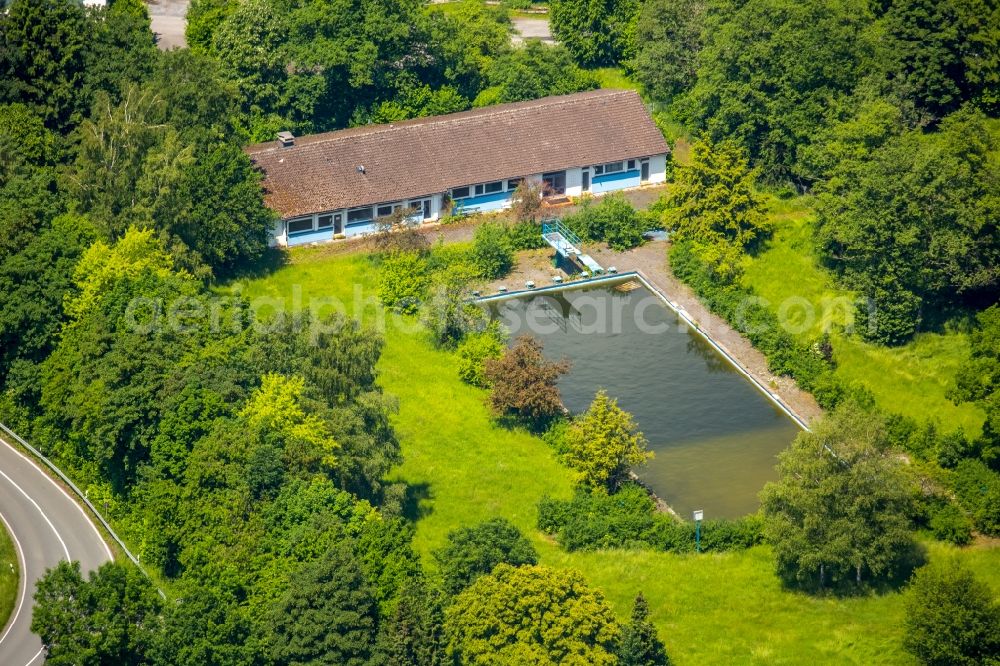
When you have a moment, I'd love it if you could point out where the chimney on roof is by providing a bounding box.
[276,131,295,148]
[357,165,366,174]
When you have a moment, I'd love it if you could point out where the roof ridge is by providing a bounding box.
[247,89,634,154]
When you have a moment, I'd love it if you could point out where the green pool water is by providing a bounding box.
[488,277,803,519]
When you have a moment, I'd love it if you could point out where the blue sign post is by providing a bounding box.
[693,509,703,553]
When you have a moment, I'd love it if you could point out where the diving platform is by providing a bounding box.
[541,218,604,275]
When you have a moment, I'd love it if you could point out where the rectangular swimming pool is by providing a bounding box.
[487,276,803,519]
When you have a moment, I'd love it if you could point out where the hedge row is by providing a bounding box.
[669,241,845,409]
[537,483,763,554]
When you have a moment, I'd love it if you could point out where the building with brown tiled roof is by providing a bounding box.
[246,89,670,246]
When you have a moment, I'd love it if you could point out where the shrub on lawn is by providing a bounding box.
[538,483,764,554]
[903,558,1000,665]
[537,483,658,551]
[563,193,648,251]
[423,264,487,348]
[471,221,515,279]
[928,503,973,546]
[953,459,1000,536]
[456,322,507,388]
[377,251,430,314]
[434,518,538,595]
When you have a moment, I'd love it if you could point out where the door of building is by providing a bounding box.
[582,169,590,192]
[542,171,566,195]
[640,159,650,183]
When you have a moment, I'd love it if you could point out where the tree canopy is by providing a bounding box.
[816,108,1000,344]
[434,518,538,595]
[562,390,652,492]
[484,335,570,429]
[760,403,918,591]
[32,561,163,666]
[663,138,768,280]
[903,558,1000,665]
[445,563,621,665]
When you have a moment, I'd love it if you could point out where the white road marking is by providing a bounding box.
[0,438,115,666]
[0,469,69,562]
[0,509,28,648]
[0,439,113,561]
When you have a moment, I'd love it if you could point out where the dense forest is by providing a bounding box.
[0,0,998,664]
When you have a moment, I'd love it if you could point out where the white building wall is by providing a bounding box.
[648,154,668,184]
[272,153,670,247]
[271,219,287,247]
[564,167,584,197]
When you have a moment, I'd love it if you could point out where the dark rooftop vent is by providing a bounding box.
[276,131,295,148]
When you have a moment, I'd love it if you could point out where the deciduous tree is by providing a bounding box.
[684,0,871,181]
[32,561,162,666]
[549,0,640,67]
[445,563,621,665]
[434,518,538,594]
[562,390,652,492]
[484,335,570,429]
[760,403,918,591]
[634,0,704,104]
[903,558,1000,665]
[816,108,1000,344]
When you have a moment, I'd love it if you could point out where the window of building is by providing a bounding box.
[451,186,470,199]
[287,217,313,234]
[316,214,334,229]
[627,159,636,170]
[377,204,395,217]
[408,198,432,219]
[347,207,373,223]
[474,181,503,196]
[507,178,522,191]
[594,161,626,176]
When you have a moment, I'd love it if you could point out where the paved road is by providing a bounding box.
[147,0,188,50]
[0,437,112,666]
[511,17,554,45]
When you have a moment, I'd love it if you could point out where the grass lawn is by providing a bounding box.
[233,247,999,664]
[0,518,18,632]
[742,197,985,436]
[591,67,642,92]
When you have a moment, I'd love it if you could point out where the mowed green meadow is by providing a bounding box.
[742,197,986,436]
[232,246,998,664]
